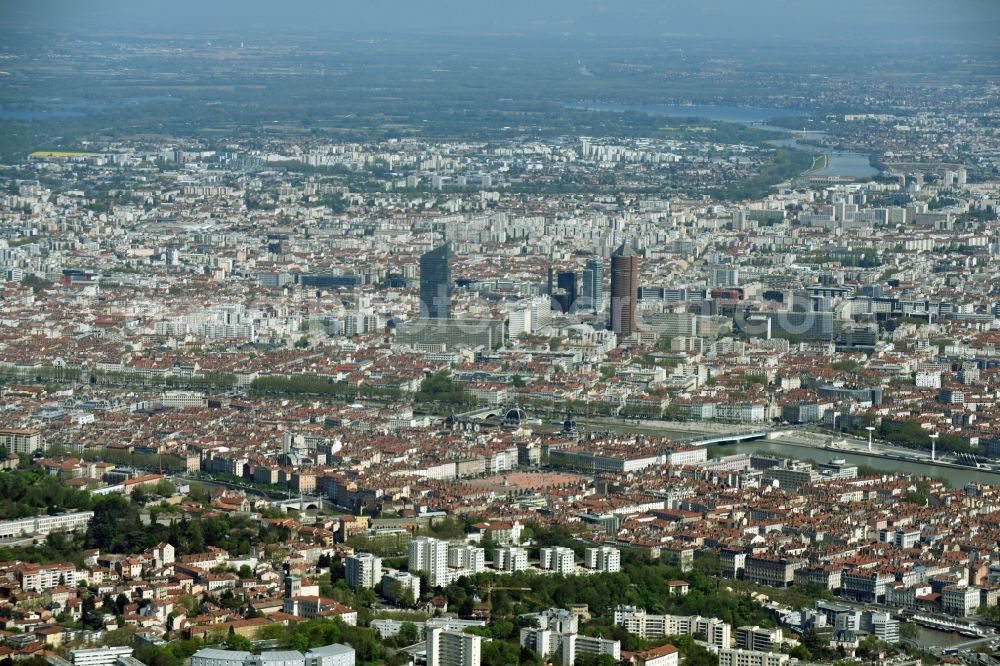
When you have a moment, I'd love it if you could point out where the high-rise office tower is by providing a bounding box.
[420,243,452,319]
[610,241,639,337]
[583,258,603,313]
[555,270,578,312]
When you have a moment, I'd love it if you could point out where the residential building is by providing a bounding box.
[494,546,529,573]
[192,646,354,666]
[613,607,731,649]
[743,556,805,588]
[540,546,575,574]
[192,649,252,666]
[0,511,94,540]
[718,649,790,666]
[735,626,782,652]
[71,649,135,666]
[942,585,980,616]
[409,537,450,587]
[345,553,382,590]
[426,626,481,666]
[0,428,43,454]
[447,543,486,576]
[841,569,894,603]
[381,569,420,604]
[633,644,678,666]
[584,546,621,573]
[250,652,305,666]
[520,608,619,666]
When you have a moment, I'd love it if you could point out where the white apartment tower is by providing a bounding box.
[584,546,621,573]
[494,546,529,573]
[409,537,450,587]
[426,627,482,666]
[540,546,576,574]
[345,552,382,589]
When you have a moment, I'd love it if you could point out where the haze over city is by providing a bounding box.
[5,0,1000,42]
[0,2,997,666]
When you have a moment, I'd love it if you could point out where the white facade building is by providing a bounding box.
[584,546,621,573]
[192,647,354,666]
[305,645,355,666]
[381,569,421,603]
[426,627,481,666]
[345,553,382,589]
[447,543,486,576]
[718,649,789,666]
[192,649,252,666]
[71,649,135,666]
[915,371,942,389]
[520,609,620,666]
[494,546,529,573]
[540,546,576,574]
[0,511,94,539]
[614,607,732,649]
[409,537,450,587]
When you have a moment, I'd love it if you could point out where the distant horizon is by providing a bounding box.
[2,26,995,48]
[2,0,999,47]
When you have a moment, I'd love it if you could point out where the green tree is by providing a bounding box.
[86,495,140,550]
[131,487,150,506]
[415,371,474,406]
[155,479,177,497]
[789,645,812,660]
[397,622,420,646]
[225,635,253,652]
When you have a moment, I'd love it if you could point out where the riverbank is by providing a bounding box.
[763,433,1000,478]
[805,153,828,175]
[719,439,1000,487]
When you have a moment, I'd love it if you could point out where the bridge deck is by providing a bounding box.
[690,432,769,446]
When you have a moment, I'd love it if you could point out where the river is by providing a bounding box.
[912,625,971,649]
[811,151,879,178]
[0,96,182,121]
[569,102,878,179]
[0,107,86,120]
[718,440,1000,487]
[567,102,811,124]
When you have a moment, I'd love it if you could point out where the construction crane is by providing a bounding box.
[477,583,532,621]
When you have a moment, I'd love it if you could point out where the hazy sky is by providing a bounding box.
[4,0,1000,44]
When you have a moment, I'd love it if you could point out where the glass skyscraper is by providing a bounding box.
[419,243,452,319]
[610,242,638,337]
[583,257,603,313]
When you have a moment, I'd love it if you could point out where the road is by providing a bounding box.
[533,413,758,440]
[548,415,999,477]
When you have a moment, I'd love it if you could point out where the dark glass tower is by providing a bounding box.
[583,258,603,313]
[556,271,578,311]
[610,241,638,337]
[420,243,452,319]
